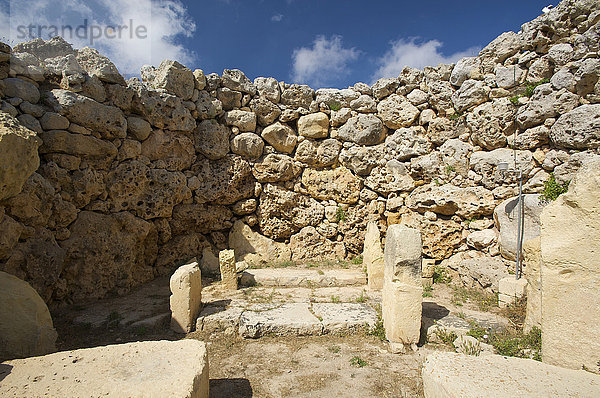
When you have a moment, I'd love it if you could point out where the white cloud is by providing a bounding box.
[0,0,196,76]
[373,38,480,82]
[271,14,283,22]
[291,35,360,87]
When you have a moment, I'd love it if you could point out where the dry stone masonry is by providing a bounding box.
[0,0,599,306]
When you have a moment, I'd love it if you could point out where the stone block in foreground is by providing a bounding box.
[540,158,600,370]
[422,352,600,398]
[1,340,209,398]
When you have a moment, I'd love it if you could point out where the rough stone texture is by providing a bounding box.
[382,225,422,348]
[466,98,516,150]
[523,237,542,333]
[0,271,57,361]
[169,261,202,334]
[301,167,362,204]
[400,211,463,261]
[239,268,366,288]
[516,84,579,130]
[0,112,41,200]
[261,122,297,153]
[363,222,384,290]
[550,104,600,149]
[444,251,510,293]
[239,303,322,338]
[224,110,257,132]
[228,220,292,266]
[193,155,255,205]
[257,184,324,240]
[312,303,378,334]
[149,60,195,100]
[406,184,495,219]
[60,211,158,300]
[46,89,126,139]
[422,352,600,398]
[295,139,342,168]
[106,160,187,218]
[219,249,237,290]
[231,132,264,159]
[451,79,490,112]
[289,226,346,262]
[253,154,300,183]
[377,94,420,129]
[141,129,195,171]
[540,159,600,371]
[494,194,544,261]
[1,340,210,398]
[297,112,329,138]
[195,119,230,160]
[338,114,387,146]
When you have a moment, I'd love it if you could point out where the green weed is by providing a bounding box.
[350,356,368,367]
[541,173,569,202]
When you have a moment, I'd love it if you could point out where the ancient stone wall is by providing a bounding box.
[0,0,599,303]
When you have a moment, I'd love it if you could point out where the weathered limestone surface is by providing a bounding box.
[228,220,291,266]
[0,271,57,361]
[1,0,600,305]
[1,340,210,398]
[219,249,237,290]
[170,261,202,334]
[239,303,322,338]
[0,112,41,200]
[363,221,384,290]
[382,225,422,350]
[422,352,600,398]
[540,159,600,370]
[523,237,542,333]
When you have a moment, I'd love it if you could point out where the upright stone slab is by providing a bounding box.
[363,221,384,290]
[382,225,423,352]
[523,237,542,333]
[422,258,435,287]
[498,277,527,308]
[219,249,238,290]
[540,159,600,370]
[169,261,202,334]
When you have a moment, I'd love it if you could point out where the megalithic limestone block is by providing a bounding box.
[169,261,202,334]
[363,221,384,290]
[540,158,600,370]
[219,249,238,290]
[382,225,423,352]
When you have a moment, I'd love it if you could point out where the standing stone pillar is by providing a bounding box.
[169,261,202,334]
[363,221,385,290]
[382,225,423,353]
[219,249,238,290]
[540,159,600,370]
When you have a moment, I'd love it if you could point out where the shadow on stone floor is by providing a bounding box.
[210,378,253,398]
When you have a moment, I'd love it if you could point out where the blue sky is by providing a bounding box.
[1,0,553,88]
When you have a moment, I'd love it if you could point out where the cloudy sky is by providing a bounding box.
[1,0,552,88]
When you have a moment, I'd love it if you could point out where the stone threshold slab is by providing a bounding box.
[239,268,367,288]
[197,301,378,338]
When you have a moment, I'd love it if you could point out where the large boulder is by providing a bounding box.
[46,89,127,139]
[515,84,579,129]
[376,94,420,129]
[0,112,41,200]
[301,167,362,204]
[406,184,496,219]
[141,129,195,171]
[338,114,387,146]
[550,104,600,149]
[3,78,40,103]
[261,122,297,153]
[39,130,118,170]
[143,60,194,100]
[231,132,264,159]
[540,159,600,371]
[494,194,545,261]
[385,126,433,161]
[297,112,329,138]
[466,98,516,150]
[193,155,255,205]
[194,119,231,160]
[0,271,57,361]
[228,220,291,266]
[252,154,300,183]
[294,139,341,168]
[76,47,125,85]
[451,79,490,112]
[1,340,209,398]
